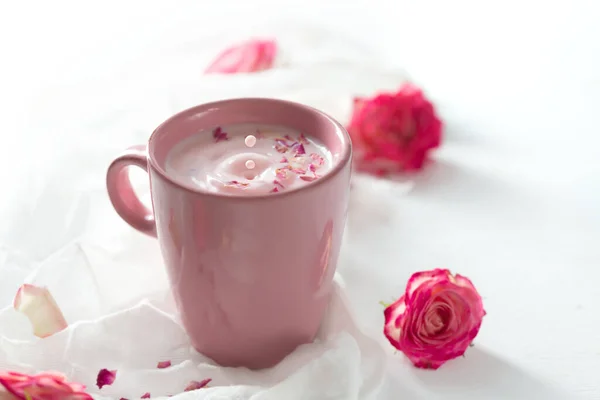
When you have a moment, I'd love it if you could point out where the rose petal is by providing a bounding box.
[292,143,306,155]
[13,284,68,338]
[140,393,150,399]
[298,134,309,145]
[156,361,171,369]
[184,378,211,392]
[205,39,277,74]
[383,295,407,350]
[96,369,116,389]
[226,180,249,189]
[275,168,288,180]
[405,269,451,303]
[274,144,288,153]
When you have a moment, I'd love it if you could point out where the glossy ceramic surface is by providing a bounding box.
[106,98,352,369]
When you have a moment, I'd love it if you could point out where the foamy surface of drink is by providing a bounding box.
[165,123,333,195]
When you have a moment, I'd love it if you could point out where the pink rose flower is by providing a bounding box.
[0,371,92,400]
[347,84,443,175]
[204,39,277,74]
[383,269,485,369]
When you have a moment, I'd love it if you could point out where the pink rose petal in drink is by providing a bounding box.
[298,133,309,145]
[212,127,228,142]
[274,144,288,153]
[275,168,288,180]
[292,143,306,155]
[156,361,171,369]
[300,176,318,182]
[140,392,151,398]
[226,180,249,188]
[310,153,325,167]
[291,168,306,175]
[273,180,284,189]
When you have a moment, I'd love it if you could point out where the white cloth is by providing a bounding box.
[0,22,401,400]
[2,1,600,399]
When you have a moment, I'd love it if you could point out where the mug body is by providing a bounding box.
[111,98,352,369]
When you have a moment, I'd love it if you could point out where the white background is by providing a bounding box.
[1,0,599,399]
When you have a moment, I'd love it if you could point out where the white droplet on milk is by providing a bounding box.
[245,135,257,147]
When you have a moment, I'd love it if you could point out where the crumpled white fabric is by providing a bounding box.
[0,22,406,399]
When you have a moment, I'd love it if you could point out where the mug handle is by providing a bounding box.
[106,144,157,237]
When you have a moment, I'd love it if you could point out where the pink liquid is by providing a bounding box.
[165,123,333,195]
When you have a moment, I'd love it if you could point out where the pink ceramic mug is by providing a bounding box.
[106,98,352,369]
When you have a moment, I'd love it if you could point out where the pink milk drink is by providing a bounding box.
[166,123,332,194]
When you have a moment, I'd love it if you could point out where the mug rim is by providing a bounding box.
[147,97,352,200]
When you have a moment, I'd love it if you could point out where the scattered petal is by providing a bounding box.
[140,393,151,399]
[273,180,284,189]
[279,157,288,163]
[300,176,318,182]
[184,379,212,392]
[270,187,279,193]
[156,361,171,369]
[13,284,68,338]
[96,369,116,389]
